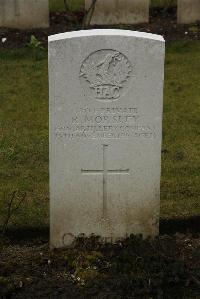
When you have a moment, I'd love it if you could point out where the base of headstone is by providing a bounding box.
[177,0,200,24]
[0,0,49,29]
[85,0,149,25]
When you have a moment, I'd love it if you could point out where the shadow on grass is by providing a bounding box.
[3,216,200,243]
[160,216,200,234]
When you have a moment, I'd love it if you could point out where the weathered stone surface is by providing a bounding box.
[85,0,149,25]
[177,0,200,24]
[0,0,49,29]
[49,29,165,248]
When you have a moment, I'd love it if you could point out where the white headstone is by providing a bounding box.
[85,0,149,25]
[0,0,49,29]
[177,0,200,24]
[49,29,165,248]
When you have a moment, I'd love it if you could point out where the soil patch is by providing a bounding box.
[0,233,199,298]
[0,8,200,49]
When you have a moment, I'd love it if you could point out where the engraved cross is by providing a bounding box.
[81,144,129,219]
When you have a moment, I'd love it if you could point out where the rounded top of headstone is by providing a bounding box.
[48,29,165,43]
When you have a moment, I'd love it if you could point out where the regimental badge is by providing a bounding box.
[80,50,133,101]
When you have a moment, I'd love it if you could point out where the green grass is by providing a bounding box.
[0,49,49,228]
[0,40,200,230]
[161,41,200,219]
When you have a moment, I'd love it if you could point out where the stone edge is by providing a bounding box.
[48,29,165,43]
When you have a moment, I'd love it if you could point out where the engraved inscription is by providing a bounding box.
[54,106,156,140]
[81,144,129,220]
[80,50,132,101]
